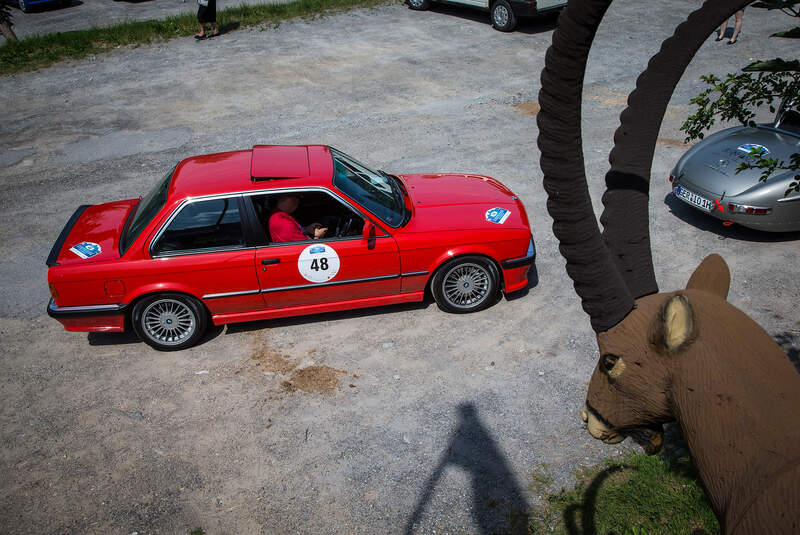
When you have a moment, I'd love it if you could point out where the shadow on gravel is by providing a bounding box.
[423,4,558,35]
[773,331,800,373]
[404,403,530,535]
[87,323,225,347]
[224,300,431,334]
[663,193,800,242]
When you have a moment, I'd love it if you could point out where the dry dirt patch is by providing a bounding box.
[249,346,346,394]
[514,101,541,116]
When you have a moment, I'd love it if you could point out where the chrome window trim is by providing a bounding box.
[203,289,261,300]
[757,124,800,139]
[149,194,249,258]
[261,274,399,294]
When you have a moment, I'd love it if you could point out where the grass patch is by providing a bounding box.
[530,453,719,535]
[0,0,392,75]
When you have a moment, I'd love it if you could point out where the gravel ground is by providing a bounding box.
[1,1,798,534]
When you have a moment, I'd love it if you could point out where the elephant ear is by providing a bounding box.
[685,253,730,300]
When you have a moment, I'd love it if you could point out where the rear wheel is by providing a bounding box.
[491,0,517,31]
[132,293,207,351]
[407,0,430,10]
[18,0,30,12]
[432,255,499,313]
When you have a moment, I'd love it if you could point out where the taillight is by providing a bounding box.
[727,203,771,215]
[668,174,674,183]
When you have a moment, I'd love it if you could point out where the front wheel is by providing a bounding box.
[431,256,499,313]
[491,0,517,32]
[407,0,430,10]
[132,293,207,351]
[18,0,30,12]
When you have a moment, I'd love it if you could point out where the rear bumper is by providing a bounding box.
[47,299,127,332]
[508,0,539,17]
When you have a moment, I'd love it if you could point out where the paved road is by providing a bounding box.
[1,1,798,533]
[4,0,288,41]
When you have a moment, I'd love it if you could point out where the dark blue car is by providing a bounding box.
[13,0,70,13]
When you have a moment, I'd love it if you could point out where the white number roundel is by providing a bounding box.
[298,244,340,283]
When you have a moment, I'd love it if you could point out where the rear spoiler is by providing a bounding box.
[46,205,90,267]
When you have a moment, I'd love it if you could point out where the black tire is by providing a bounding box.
[407,0,430,10]
[60,0,71,7]
[490,0,516,32]
[431,255,499,313]
[18,0,29,12]
[132,293,207,351]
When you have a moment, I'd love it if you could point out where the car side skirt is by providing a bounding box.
[210,291,425,325]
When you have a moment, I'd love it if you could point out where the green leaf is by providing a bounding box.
[743,58,800,72]
[771,27,800,38]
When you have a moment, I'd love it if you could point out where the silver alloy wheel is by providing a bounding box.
[492,4,510,27]
[141,298,196,347]
[409,0,425,6]
[441,262,491,310]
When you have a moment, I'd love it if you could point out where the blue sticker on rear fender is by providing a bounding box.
[737,143,770,156]
[485,207,511,224]
[309,245,326,254]
[70,241,101,259]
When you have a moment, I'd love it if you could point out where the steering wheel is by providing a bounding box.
[338,217,356,237]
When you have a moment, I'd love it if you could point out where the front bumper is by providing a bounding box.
[501,237,536,292]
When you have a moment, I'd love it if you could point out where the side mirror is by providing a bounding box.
[363,220,375,240]
[363,220,376,250]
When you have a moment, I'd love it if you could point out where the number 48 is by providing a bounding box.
[310,258,329,271]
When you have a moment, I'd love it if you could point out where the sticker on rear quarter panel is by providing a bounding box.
[485,207,511,224]
[298,243,340,283]
[69,241,101,259]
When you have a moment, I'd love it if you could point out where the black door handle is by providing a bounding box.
[261,258,280,265]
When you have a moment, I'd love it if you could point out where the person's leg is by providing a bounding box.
[717,18,728,40]
[210,22,219,37]
[729,10,743,43]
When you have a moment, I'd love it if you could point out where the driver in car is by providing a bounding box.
[268,193,328,243]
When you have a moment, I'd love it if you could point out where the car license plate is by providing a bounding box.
[675,185,714,212]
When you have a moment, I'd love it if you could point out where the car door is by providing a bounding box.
[246,191,401,310]
[148,195,262,315]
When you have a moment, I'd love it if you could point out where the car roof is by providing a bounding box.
[168,145,335,200]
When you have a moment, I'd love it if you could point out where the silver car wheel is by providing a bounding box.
[408,0,425,7]
[141,298,196,346]
[441,262,491,309]
[492,4,510,27]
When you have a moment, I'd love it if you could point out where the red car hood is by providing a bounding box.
[399,173,527,232]
[54,199,139,266]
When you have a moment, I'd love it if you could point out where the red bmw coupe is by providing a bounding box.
[47,146,536,350]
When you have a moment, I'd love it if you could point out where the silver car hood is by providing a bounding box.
[676,126,800,197]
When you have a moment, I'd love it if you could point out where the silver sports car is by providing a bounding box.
[670,98,800,232]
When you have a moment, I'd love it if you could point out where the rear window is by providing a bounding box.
[120,166,175,254]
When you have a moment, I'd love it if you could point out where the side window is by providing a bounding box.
[153,197,245,255]
[253,191,365,245]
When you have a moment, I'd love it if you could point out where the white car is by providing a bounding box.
[407,0,566,32]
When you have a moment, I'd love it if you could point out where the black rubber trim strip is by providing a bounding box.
[47,299,127,318]
[46,205,90,267]
[400,271,429,277]
[261,274,400,293]
[501,252,536,269]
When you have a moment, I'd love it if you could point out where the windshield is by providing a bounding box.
[120,165,175,254]
[330,148,405,227]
